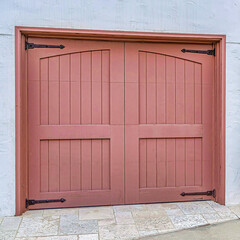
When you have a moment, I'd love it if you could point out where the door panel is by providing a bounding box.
[28,38,214,209]
[28,38,124,209]
[125,42,214,204]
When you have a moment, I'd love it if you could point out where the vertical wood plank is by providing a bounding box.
[195,63,202,124]
[139,139,147,188]
[92,51,102,124]
[146,139,157,188]
[81,140,92,190]
[71,53,81,125]
[70,140,81,191]
[60,55,70,124]
[166,56,176,124]
[195,138,202,186]
[40,58,49,125]
[157,139,166,187]
[146,53,156,124]
[101,51,110,124]
[185,61,195,186]
[139,52,147,124]
[91,140,102,190]
[59,140,71,191]
[176,59,185,124]
[102,139,110,190]
[81,52,92,124]
[166,139,176,187]
[186,138,195,186]
[185,61,195,124]
[49,57,60,125]
[156,55,166,124]
[48,140,60,192]
[40,141,48,192]
[175,139,185,186]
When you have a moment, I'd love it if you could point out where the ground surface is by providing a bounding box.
[141,219,240,240]
[0,201,240,239]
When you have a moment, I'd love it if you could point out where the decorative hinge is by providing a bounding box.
[180,189,216,198]
[25,41,65,50]
[181,48,215,56]
[26,198,66,208]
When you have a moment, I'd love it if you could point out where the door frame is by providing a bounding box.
[15,26,226,216]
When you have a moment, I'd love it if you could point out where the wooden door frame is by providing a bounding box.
[15,26,226,216]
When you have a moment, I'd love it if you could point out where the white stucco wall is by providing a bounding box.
[1,0,240,216]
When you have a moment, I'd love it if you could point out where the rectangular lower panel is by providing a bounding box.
[139,138,202,188]
[40,139,110,192]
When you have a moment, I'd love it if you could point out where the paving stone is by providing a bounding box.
[79,206,114,220]
[160,203,179,210]
[165,208,184,216]
[15,238,37,240]
[114,211,135,224]
[113,205,133,213]
[99,224,139,240]
[113,204,148,214]
[207,201,232,213]
[38,236,78,240]
[160,203,184,216]
[229,205,240,218]
[217,211,238,220]
[169,214,208,229]
[17,216,59,237]
[15,237,77,240]
[132,210,167,219]
[134,216,174,231]
[138,230,159,238]
[0,230,16,240]
[177,201,216,214]
[98,218,116,226]
[202,212,224,224]
[78,234,99,240]
[145,203,165,211]
[22,210,44,218]
[207,201,223,208]
[43,208,78,217]
[0,216,22,231]
[1,201,237,240]
[130,204,148,212]
[59,215,98,235]
[157,228,178,234]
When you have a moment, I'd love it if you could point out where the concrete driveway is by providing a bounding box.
[141,220,240,240]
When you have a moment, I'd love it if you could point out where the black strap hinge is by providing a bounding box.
[25,41,65,50]
[180,189,216,198]
[181,48,215,56]
[26,198,66,208]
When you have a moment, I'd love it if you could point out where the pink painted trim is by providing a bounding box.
[15,26,226,215]
[15,26,22,216]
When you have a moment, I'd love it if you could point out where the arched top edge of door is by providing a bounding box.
[40,49,111,60]
[138,50,202,65]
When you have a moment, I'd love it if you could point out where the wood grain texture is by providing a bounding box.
[28,40,124,209]
[125,42,213,204]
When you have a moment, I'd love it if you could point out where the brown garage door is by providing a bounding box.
[28,38,125,209]
[124,42,214,204]
[27,38,214,209]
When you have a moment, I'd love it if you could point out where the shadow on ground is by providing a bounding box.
[140,220,240,240]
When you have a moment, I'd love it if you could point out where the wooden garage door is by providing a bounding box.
[28,38,125,209]
[125,42,214,204]
[28,38,214,209]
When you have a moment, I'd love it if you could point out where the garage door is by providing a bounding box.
[28,38,125,209]
[27,38,214,209]
[125,42,214,204]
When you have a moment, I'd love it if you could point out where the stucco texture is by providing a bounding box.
[0,0,240,216]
